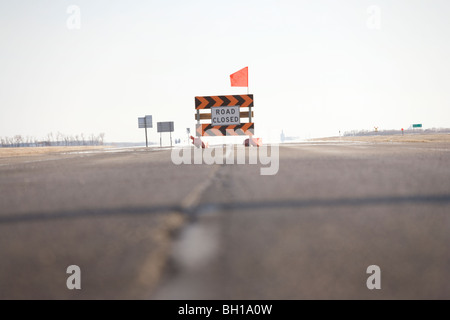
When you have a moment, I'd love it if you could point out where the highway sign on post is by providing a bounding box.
[194,94,254,136]
[157,121,174,147]
[157,121,174,133]
[138,115,153,129]
[412,124,422,128]
[138,115,153,147]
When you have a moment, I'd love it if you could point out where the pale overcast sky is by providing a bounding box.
[1,0,449,143]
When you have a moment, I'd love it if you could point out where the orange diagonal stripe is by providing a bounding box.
[211,128,222,136]
[203,124,211,136]
[212,96,223,107]
[225,95,239,106]
[241,123,253,133]
[226,126,238,136]
[241,95,253,108]
[196,96,209,109]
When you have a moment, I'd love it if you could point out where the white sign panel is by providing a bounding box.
[211,106,240,126]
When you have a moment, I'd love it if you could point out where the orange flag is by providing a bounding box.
[230,67,248,87]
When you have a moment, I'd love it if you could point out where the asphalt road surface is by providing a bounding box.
[1,141,449,299]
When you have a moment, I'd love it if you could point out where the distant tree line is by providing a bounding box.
[343,127,450,137]
[0,132,105,148]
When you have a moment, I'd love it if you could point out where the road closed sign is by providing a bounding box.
[211,106,240,126]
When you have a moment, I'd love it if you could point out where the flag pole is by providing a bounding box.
[247,71,250,146]
[247,68,249,94]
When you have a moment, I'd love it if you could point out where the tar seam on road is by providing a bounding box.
[1,193,450,225]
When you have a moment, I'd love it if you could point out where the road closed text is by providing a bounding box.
[211,106,240,126]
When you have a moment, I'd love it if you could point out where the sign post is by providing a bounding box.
[145,123,148,148]
[138,115,153,147]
